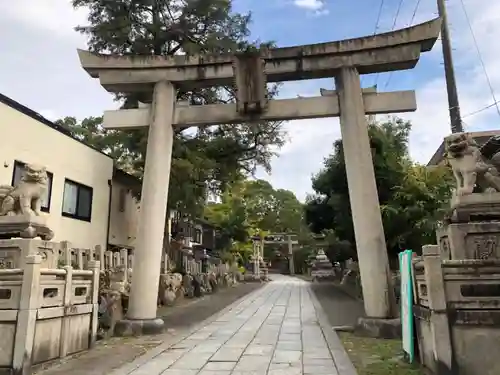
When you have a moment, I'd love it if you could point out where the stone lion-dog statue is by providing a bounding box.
[445,132,500,195]
[0,163,49,216]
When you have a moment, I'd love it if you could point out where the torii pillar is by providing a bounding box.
[116,81,175,334]
[335,69,395,318]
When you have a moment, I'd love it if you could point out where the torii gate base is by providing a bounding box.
[79,18,441,336]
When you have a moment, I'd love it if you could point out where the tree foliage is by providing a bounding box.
[305,117,453,264]
[68,0,286,216]
[204,179,305,263]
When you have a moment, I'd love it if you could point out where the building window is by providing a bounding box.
[12,160,53,213]
[194,228,202,244]
[62,179,93,222]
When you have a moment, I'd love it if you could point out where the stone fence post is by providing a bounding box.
[59,265,73,358]
[88,260,100,347]
[12,254,42,374]
[422,245,453,372]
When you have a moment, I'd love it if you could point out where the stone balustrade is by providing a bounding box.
[0,255,100,374]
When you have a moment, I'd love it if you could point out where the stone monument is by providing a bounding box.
[311,249,335,281]
[412,132,500,375]
[0,163,57,269]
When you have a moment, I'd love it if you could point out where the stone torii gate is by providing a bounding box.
[78,17,441,335]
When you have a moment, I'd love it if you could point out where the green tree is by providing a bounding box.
[238,180,304,233]
[68,0,285,216]
[305,117,453,264]
[204,179,306,264]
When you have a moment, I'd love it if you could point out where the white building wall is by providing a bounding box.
[0,99,113,249]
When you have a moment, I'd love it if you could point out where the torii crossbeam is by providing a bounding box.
[78,17,441,335]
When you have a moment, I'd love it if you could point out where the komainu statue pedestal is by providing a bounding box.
[412,134,500,374]
[437,193,500,261]
[0,238,59,269]
[0,214,54,241]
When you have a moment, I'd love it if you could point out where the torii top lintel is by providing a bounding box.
[78,17,441,93]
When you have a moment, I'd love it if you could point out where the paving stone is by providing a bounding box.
[197,371,231,375]
[303,364,339,375]
[279,333,301,342]
[244,344,275,355]
[202,361,236,371]
[272,349,302,363]
[169,352,212,370]
[303,350,333,360]
[108,275,356,375]
[276,341,302,351]
[268,362,303,375]
[190,341,223,354]
[210,347,244,361]
[302,358,334,365]
[233,354,271,371]
[281,326,301,334]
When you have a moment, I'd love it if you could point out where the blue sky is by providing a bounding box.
[0,0,499,200]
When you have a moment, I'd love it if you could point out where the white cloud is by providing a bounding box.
[0,0,87,41]
[293,0,328,15]
[39,109,59,122]
[294,0,324,10]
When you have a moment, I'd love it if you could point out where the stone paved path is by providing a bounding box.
[111,275,357,375]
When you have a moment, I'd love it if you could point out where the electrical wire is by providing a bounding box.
[374,0,406,88]
[458,0,500,118]
[390,0,406,30]
[383,0,421,90]
[463,100,500,119]
[373,0,385,36]
[368,0,385,87]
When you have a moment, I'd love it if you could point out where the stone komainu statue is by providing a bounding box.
[445,132,500,195]
[0,164,49,216]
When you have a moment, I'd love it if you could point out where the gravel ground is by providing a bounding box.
[310,281,365,327]
[33,282,263,375]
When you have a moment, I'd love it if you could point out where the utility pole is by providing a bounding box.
[437,0,463,133]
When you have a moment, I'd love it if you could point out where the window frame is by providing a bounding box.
[194,228,202,244]
[61,178,93,222]
[11,160,53,213]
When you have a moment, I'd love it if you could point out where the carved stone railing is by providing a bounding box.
[55,242,228,280]
[0,255,100,374]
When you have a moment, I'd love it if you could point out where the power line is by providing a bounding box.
[458,0,500,118]
[374,0,406,88]
[369,0,385,87]
[384,0,421,90]
[408,0,422,25]
[463,100,500,119]
[390,0,406,30]
[373,0,385,36]
[440,101,500,135]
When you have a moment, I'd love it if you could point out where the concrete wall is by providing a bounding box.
[0,101,113,249]
[108,179,140,248]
